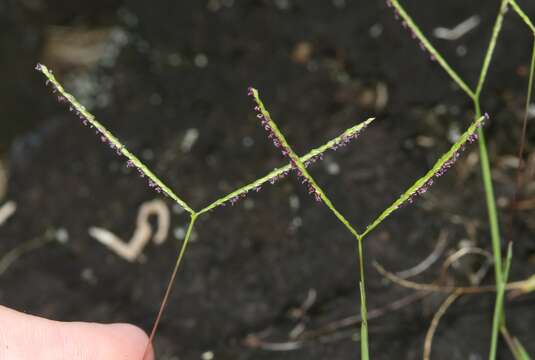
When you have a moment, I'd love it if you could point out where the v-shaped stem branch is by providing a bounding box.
[250,88,370,360]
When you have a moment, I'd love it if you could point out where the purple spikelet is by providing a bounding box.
[332,125,368,151]
[38,65,168,198]
[386,2,436,62]
[249,88,322,202]
[399,115,488,208]
[226,190,250,206]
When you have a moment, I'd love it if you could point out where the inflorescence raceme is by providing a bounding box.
[36,62,486,213]
[385,0,437,62]
[248,86,369,202]
[35,64,167,195]
[400,113,488,207]
[248,86,321,201]
[36,63,374,210]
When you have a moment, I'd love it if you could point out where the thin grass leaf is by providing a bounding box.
[35,64,195,215]
[361,114,487,238]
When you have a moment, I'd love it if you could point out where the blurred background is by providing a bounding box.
[1,0,535,358]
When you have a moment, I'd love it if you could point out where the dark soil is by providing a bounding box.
[1,0,535,359]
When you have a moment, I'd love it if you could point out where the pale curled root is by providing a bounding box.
[89,199,170,262]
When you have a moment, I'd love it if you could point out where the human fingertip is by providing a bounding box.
[106,323,154,360]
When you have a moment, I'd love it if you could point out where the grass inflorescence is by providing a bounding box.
[36,58,491,359]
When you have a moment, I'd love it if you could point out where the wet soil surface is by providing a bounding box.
[1,0,535,359]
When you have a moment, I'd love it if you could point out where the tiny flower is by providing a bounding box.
[398,118,485,209]
[467,133,478,144]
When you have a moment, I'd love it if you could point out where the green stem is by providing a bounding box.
[476,0,509,97]
[251,88,369,359]
[471,5,509,352]
[389,0,475,99]
[361,115,486,239]
[36,64,196,215]
[508,0,535,33]
[475,101,503,285]
[358,240,369,360]
[489,243,512,360]
[144,214,198,359]
[513,38,535,200]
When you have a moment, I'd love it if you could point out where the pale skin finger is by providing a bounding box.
[0,305,154,360]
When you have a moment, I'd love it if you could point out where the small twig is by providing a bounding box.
[244,336,303,352]
[512,197,535,210]
[423,290,462,360]
[244,291,428,352]
[438,246,493,285]
[289,289,317,320]
[373,261,526,294]
[299,291,428,340]
[395,231,448,279]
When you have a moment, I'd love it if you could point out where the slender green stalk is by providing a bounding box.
[475,103,503,285]
[36,64,196,215]
[502,326,532,360]
[359,261,369,360]
[474,2,509,354]
[499,35,535,360]
[508,0,535,33]
[512,38,535,204]
[389,0,475,99]
[361,115,486,238]
[144,214,198,359]
[476,0,509,97]
[489,243,513,360]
